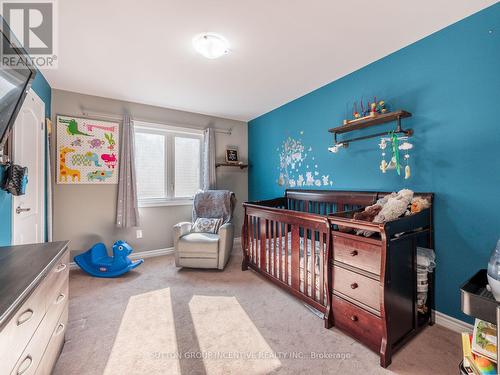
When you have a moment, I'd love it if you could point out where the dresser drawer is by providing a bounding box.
[45,280,68,335]
[44,251,69,309]
[333,265,381,312]
[0,279,48,374]
[333,235,381,275]
[9,305,59,375]
[332,294,383,352]
[35,306,68,375]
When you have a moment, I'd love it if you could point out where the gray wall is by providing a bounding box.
[51,89,247,258]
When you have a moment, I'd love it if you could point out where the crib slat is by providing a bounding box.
[254,216,257,264]
[312,230,317,301]
[303,228,309,296]
[291,225,300,290]
[271,221,278,277]
[320,231,325,304]
[273,221,278,277]
[338,201,345,212]
[259,218,265,270]
[271,220,275,276]
[254,217,258,265]
[285,224,289,284]
[266,220,270,272]
[278,221,282,281]
[248,216,252,263]
[254,216,258,264]
[252,216,255,264]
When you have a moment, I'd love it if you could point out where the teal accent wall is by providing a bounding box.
[0,71,52,246]
[0,166,11,246]
[248,4,500,322]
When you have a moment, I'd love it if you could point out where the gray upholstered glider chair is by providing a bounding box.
[173,190,236,270]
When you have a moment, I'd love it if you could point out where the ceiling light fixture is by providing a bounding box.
[192,33,230,59]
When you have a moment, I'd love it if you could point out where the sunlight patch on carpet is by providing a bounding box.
[103,288,180,375]
[189,295,281,374]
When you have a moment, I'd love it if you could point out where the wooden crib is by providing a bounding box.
[241,189,434,368]
[241,190,378,328]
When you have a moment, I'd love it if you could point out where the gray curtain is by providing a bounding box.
[202,128,216,190]
[116,115,140,228]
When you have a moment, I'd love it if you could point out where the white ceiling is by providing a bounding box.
[43,1,496,122]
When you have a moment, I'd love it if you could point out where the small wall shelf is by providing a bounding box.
[328,110,412,146]
[216,162,248,169]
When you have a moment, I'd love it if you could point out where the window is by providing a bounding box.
[134,121,203,206]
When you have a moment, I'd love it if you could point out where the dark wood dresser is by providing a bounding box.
[328,203,434,367]
[0,241,70,375]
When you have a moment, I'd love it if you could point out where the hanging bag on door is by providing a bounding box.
[1,163,28,196]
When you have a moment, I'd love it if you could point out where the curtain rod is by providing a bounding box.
[81,110,233,135]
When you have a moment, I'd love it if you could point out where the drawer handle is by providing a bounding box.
[350,315,358,322]
[55,322,65,336]
[17,309,34,326]
[17,355,32,375]
[56,293,66,304]
[56,263,67,273]
[350,250,358,256]
[350,282,358,289]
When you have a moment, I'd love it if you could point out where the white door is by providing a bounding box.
[12,89,45,245]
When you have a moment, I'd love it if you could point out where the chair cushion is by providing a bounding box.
[177,232,220,257]
[191,218,223,234]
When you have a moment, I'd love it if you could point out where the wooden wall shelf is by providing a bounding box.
[216,163,248,169]
[328,110,412,146]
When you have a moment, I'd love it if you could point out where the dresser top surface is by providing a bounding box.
[0,241,69,328]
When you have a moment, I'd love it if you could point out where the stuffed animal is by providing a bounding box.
[354,204,382,222]
[358,189,414,237]
[338,204,382,234]
[410,197,431,214]
[373,189,414,223]
[352,204,383,236]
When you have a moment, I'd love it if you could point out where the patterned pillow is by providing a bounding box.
[191,218,223,234]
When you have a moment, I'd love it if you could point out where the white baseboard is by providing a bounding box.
[69,237,242,270]
[434,310,473,333]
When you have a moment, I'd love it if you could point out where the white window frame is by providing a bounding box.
[134,121,203,207]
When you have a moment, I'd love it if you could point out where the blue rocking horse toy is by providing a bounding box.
[74,240,144,278]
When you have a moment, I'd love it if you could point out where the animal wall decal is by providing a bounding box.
[277,131,332,189]
[59,118,91,136]
[87,170,113,182]
[88,138,105,149]
[101,153,117,169]
[86,124,116,132]
[71,138,82,147]
[57,115,120,184]
[104,133,116,150]
[85,152,101,167]
[59,147,81,182]
[71,153,91,166]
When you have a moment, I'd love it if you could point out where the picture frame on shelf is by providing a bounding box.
[225,147,239,164]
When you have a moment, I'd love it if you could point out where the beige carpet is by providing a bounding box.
[53,247,462,375]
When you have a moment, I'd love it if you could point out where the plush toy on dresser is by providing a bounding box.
[339,189,432,237]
